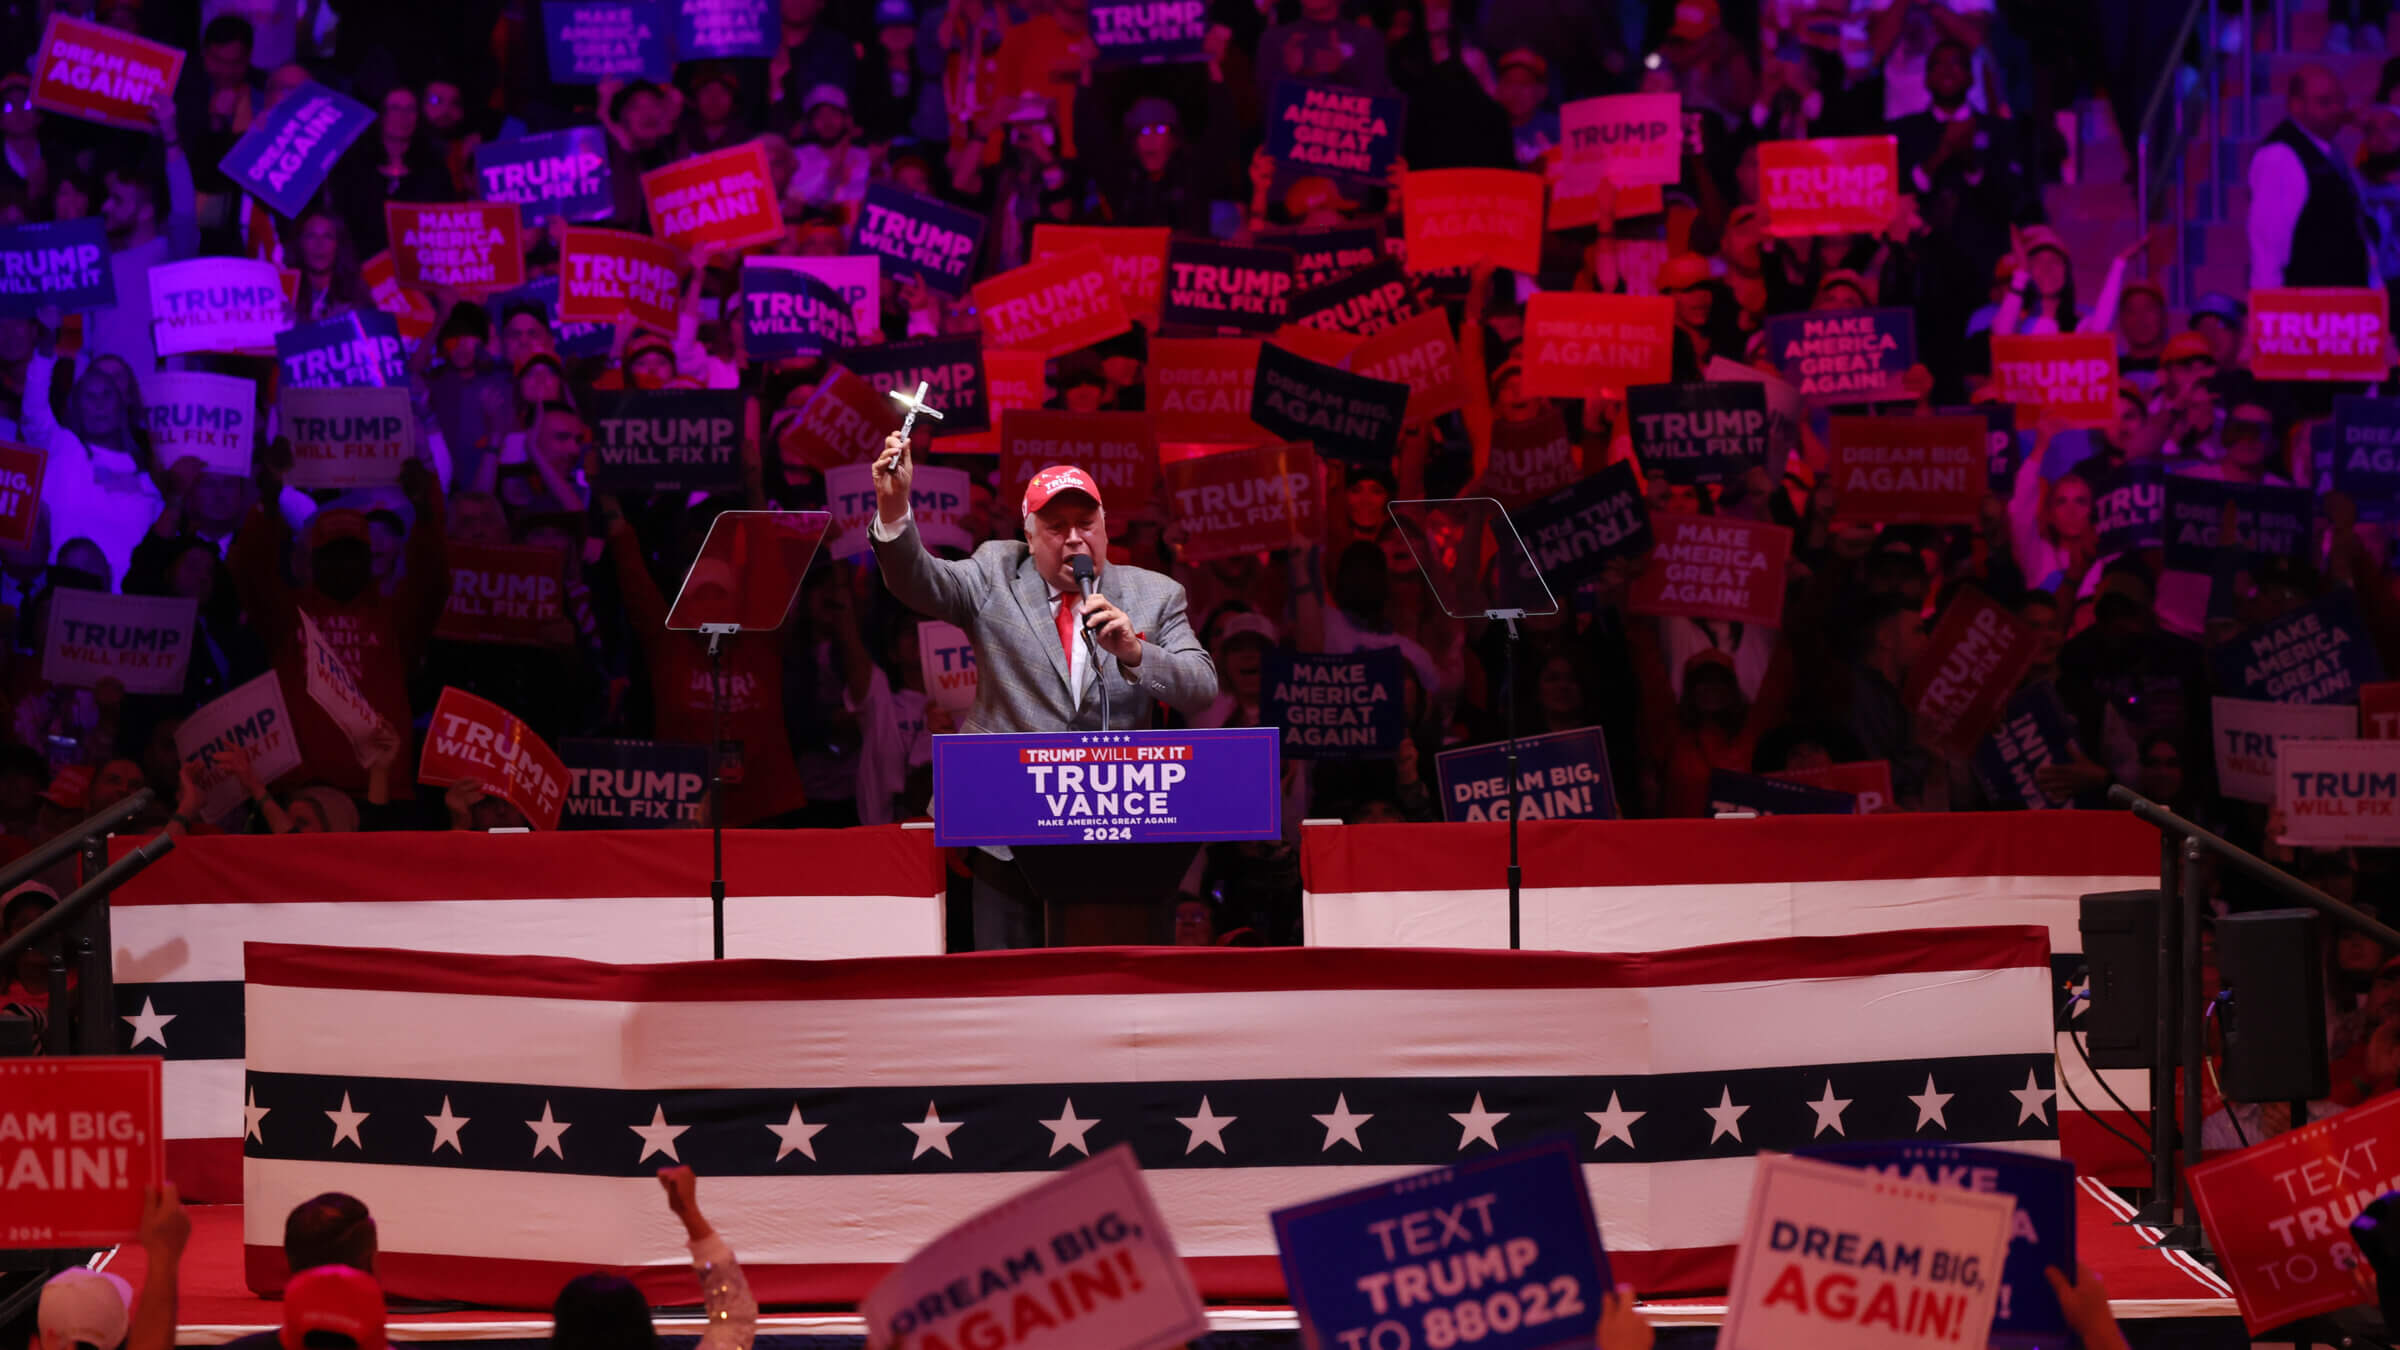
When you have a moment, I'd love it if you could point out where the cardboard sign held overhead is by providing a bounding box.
[282,386,417,490]
[1508,461,1653,592]
[1033,224,1169,328]
[838,336,990,435]
[779,366,902,471]
[385,202,526,294]
[1089,0,1209,65]
[1402,169,1545,273]
[29,15,185,131]
[855,183,986,298]
[558,226,684,328]
[217,81,375,219]
[976,247,1133,357]
[2277,738,2400,846]
[1628,381,1771,486]
[1757,136,1899,237]
[1147,337,1271,442]
[0,218,113,317]
[1989,333,2120,427]
[2250,287,2390,381]
[1265,81,1406,184]
[150,257,289,357]
[1765,308,1915,406]
[1161,441,1322,563]
[1827,414,1989,523]
[141,372,255,478]
[1163,238,1295,334]
[1519,293,1675,399]
[418,686,570,831]
[1904,588,2040,760]
[174,671,304,822]
[44,591,197,695]
[641,141,785,251]
[474,127,614,223]
[542,0,672,82]
[1251,341,1407,466]
[590,389,746,493]
[1559,91,1684,188]
[1343,307,1462,424]
[302,610,384,765]
[277,310,407,390]
[1627,512,1792,627]
[919,620,979,714]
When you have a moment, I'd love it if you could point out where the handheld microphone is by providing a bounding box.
[1068,553,1099,606]
[1067,553,1108,731]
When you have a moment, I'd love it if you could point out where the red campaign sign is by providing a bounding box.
[1401,169,1546,274]
[639,142,785,251]
[1627,512,1792,627]
[363,250,437,343]
[1520,293,1675,399]
[2188,1091,2400,1332]
[1827,414,1988,523]
[2365,682,2400,739]
[999,409,1159,517]
[1480,405,1580,509]
[1903,587,2040,759]
[30,15,185,132]
[437,543,567,646]
[1146,337,1272,442]
[0,1056,163,1248]
[1758,136,1898,237]
[1271,323,1362,366]
[1161,442,1322,562]
[1344,307,1462,423]
[1990,333,2119,428]
[973,247,1133,358]
[0,442,48,550]
[2250,288,2391,382]
[385,202,526,294]
[558,226,683,328]
[1770,759,1895,813]
[417,686,569,831]
[779,366,902,471]
[939,347,1046,455]
[1033,224,1168,328]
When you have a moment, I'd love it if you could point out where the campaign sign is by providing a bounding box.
[174,672,304,821]
[673,0,775,57]
[1756,136,1899,237]
[1283,224,1389,291]
[1147,338,1269,442]
[1941,402,2021,498]
[419,686,569,831]
[1162,442,1321,563]
[2213,695,2357,804]
[1033,224,1169,328]
[561,738,709,828]
[2330,396,2400,520]
[1402,169,1545,274]
[1164,238,1295,335]
[1273,1136,1609,1350]
[856,183,986,298]
[0,218,111,316]
[1344,308,1462,424]
[2212,589,2383,705]
[302,610,384,764]
[438,543,567,646]
[977,247,1133,357]
[2092,460,2165,554]
[1559,92,1682,189]
[779,366,901,470]
[1289,258,1416,339]
[929,727,1282,847]
[386,202,526,293]
[43,590,196,695]
[1972,683,2081,810]
[2187,1091,2400,1332]
[1626,513,1791,628]
[1772,760,1894,813]
[2160,476,2314,572]
[543,0,671,82]
[591,389,745,492]
[1499,462,1652,596]
[755,254,879,340]
[1089,0,1208,65]
[1708,767,1856,816]
[2250,287,2390,382]
[558,226,683,327]
[1521,293,1675,399]
[1482,407,1578,509]
[1261,649,1404,760]
[282,385,415,490]
[277,310,406,389]
[474,127,614,223]
[742,262,858,358]
[1801,1142,2076,1350]
[0,443,44,549]
[1252,341,1407,466]
[2278,738,2400,846]
[217,80,375,219]
[0,1057,163,1248]
[838,336,990,436]
[2367,682,2400,739]
[826,463,972,558]
[1267,81,1406,184]
[999,410,1160,518]
[141,371,255,477]
[1989,334,2119,428]
[492,273,611,359]
[641,141,783,251]
[1720,1153,2014,1350]
[1765,308,1914,405]
[1904,587,2040,760]
[920,620,978,714]
[1828,414,1988,523]
[150,256,288,356]
[861,1144,1206,1350]
[365,249,440,345]
[29,16,184,132]
[1629,382,1769,486]
[1436,727,1617,822]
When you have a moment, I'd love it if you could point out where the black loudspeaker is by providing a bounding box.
[2219,908,2331,1104]
[2079,890,2163,1069]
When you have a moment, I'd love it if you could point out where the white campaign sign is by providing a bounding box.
[826,462,972,558]
[148,256,289,356]
[141,370,257,476]
[2213,695,2358,804]
[42,590,198,694]
[2277,738,2400,846]
[301,609,383,762]
[174,671,303,821]
[919,619,978,714]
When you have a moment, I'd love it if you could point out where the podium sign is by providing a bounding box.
[932,728,1281,847]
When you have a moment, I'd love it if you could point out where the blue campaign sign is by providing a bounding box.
[1265,81,1408,185]
[1800,1141,2076,1350]
[1972,683,2081,809]
[931,727,1282,847]
[742,265,857,358]
[672,0,776,58]
[1261,649,1406,759]
[2211,588,2386,704]
[492,275,612,358]
[1628,381,1771,486]
[1435,727,1617,823]
[836,335,991,434]
[2091,459,2163,555]
[561,738,710,828]
[2161,474,2314,572]
[1938,403,2019,498]
[1273,1136,1610,1350]
[275,311,405,389]
[2331,395,2400,522]
[1502,462,1651,597]
[543,0,672,82]
[0,218,112,317]
[1089,0,1208,66]
[855,183,986,298]
[473,128,614,224]
[1765,307,1914,404]
[218,80,375,219]
[1706,767,1855,815]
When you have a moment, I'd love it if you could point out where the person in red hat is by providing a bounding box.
[277,1267,384,1350]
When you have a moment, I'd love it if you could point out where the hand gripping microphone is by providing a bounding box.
[1067,554,1109,731]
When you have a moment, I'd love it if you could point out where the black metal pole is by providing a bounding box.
[0,789,154,898]
[74,834,112,1055]
[2108,785,2400,946]
[0,832,174,970]
[1502,616,1521,951]
[708,632,728,961]
[2168,835,2210,1253]
[2141,835,2179,1225]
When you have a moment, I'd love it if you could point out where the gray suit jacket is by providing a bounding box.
[871,518,1218,733]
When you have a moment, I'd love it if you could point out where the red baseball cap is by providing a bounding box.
[1022,465,1104,516]
[280,1266,385,1350]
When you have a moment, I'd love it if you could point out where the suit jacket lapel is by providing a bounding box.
[1013,556,1074,694]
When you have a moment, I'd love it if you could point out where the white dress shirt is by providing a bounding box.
[2249,126,2381,289]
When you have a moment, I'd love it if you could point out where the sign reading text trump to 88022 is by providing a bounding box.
[931,728,1281,847]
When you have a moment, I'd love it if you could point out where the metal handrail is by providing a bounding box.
[0,832,174,969]
[2133,0,2236,301]
[2107,785,2400,944]
[0,790,154,901]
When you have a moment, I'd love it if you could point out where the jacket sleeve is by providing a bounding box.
[868,516,986,626]
[1114,575,1218,716]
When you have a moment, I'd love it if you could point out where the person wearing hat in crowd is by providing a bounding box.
[953,92,1084,272]
[2188,291,2247,369]
[1493,48,1559,170]
[1655,0,1756,119]
[277,1267,384,1350]
[678,63,751,157]
[1089,93,1225,234]
[1657,252,1743,364]
[785,84,869,215]
[855,0,942,144]
[413,297,508,495]
[35,1268,134,1350]
[2114,277,2172,384]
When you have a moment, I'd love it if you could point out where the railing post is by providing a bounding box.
[74,833,113,1055]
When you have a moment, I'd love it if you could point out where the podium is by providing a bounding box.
[931,727,1281,945]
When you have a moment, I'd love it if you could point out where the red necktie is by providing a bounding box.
[1056,589,1080,671]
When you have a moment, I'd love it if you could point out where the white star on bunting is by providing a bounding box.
[2010,1069,2057,1125]
[1806,1080,1853,1138]
[1038,1099,1099,1157]
[1585,1092,1643,1151]
[769,1105,826,1162]
[527,1102,571,1160]
[1176,1096,1235,1154]
[424,1097,468,1154]
[1449,1093,1508,1151]
[243,1088,270,1144]
[122,997,175,1049]
[904,1101,964,1160]
[632,1104,690,1163]
[325,1093,368,1150]
[1909,1074,1955,1131]
[1703,1085,1749,1144]
[1313,1094,1372,1152]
